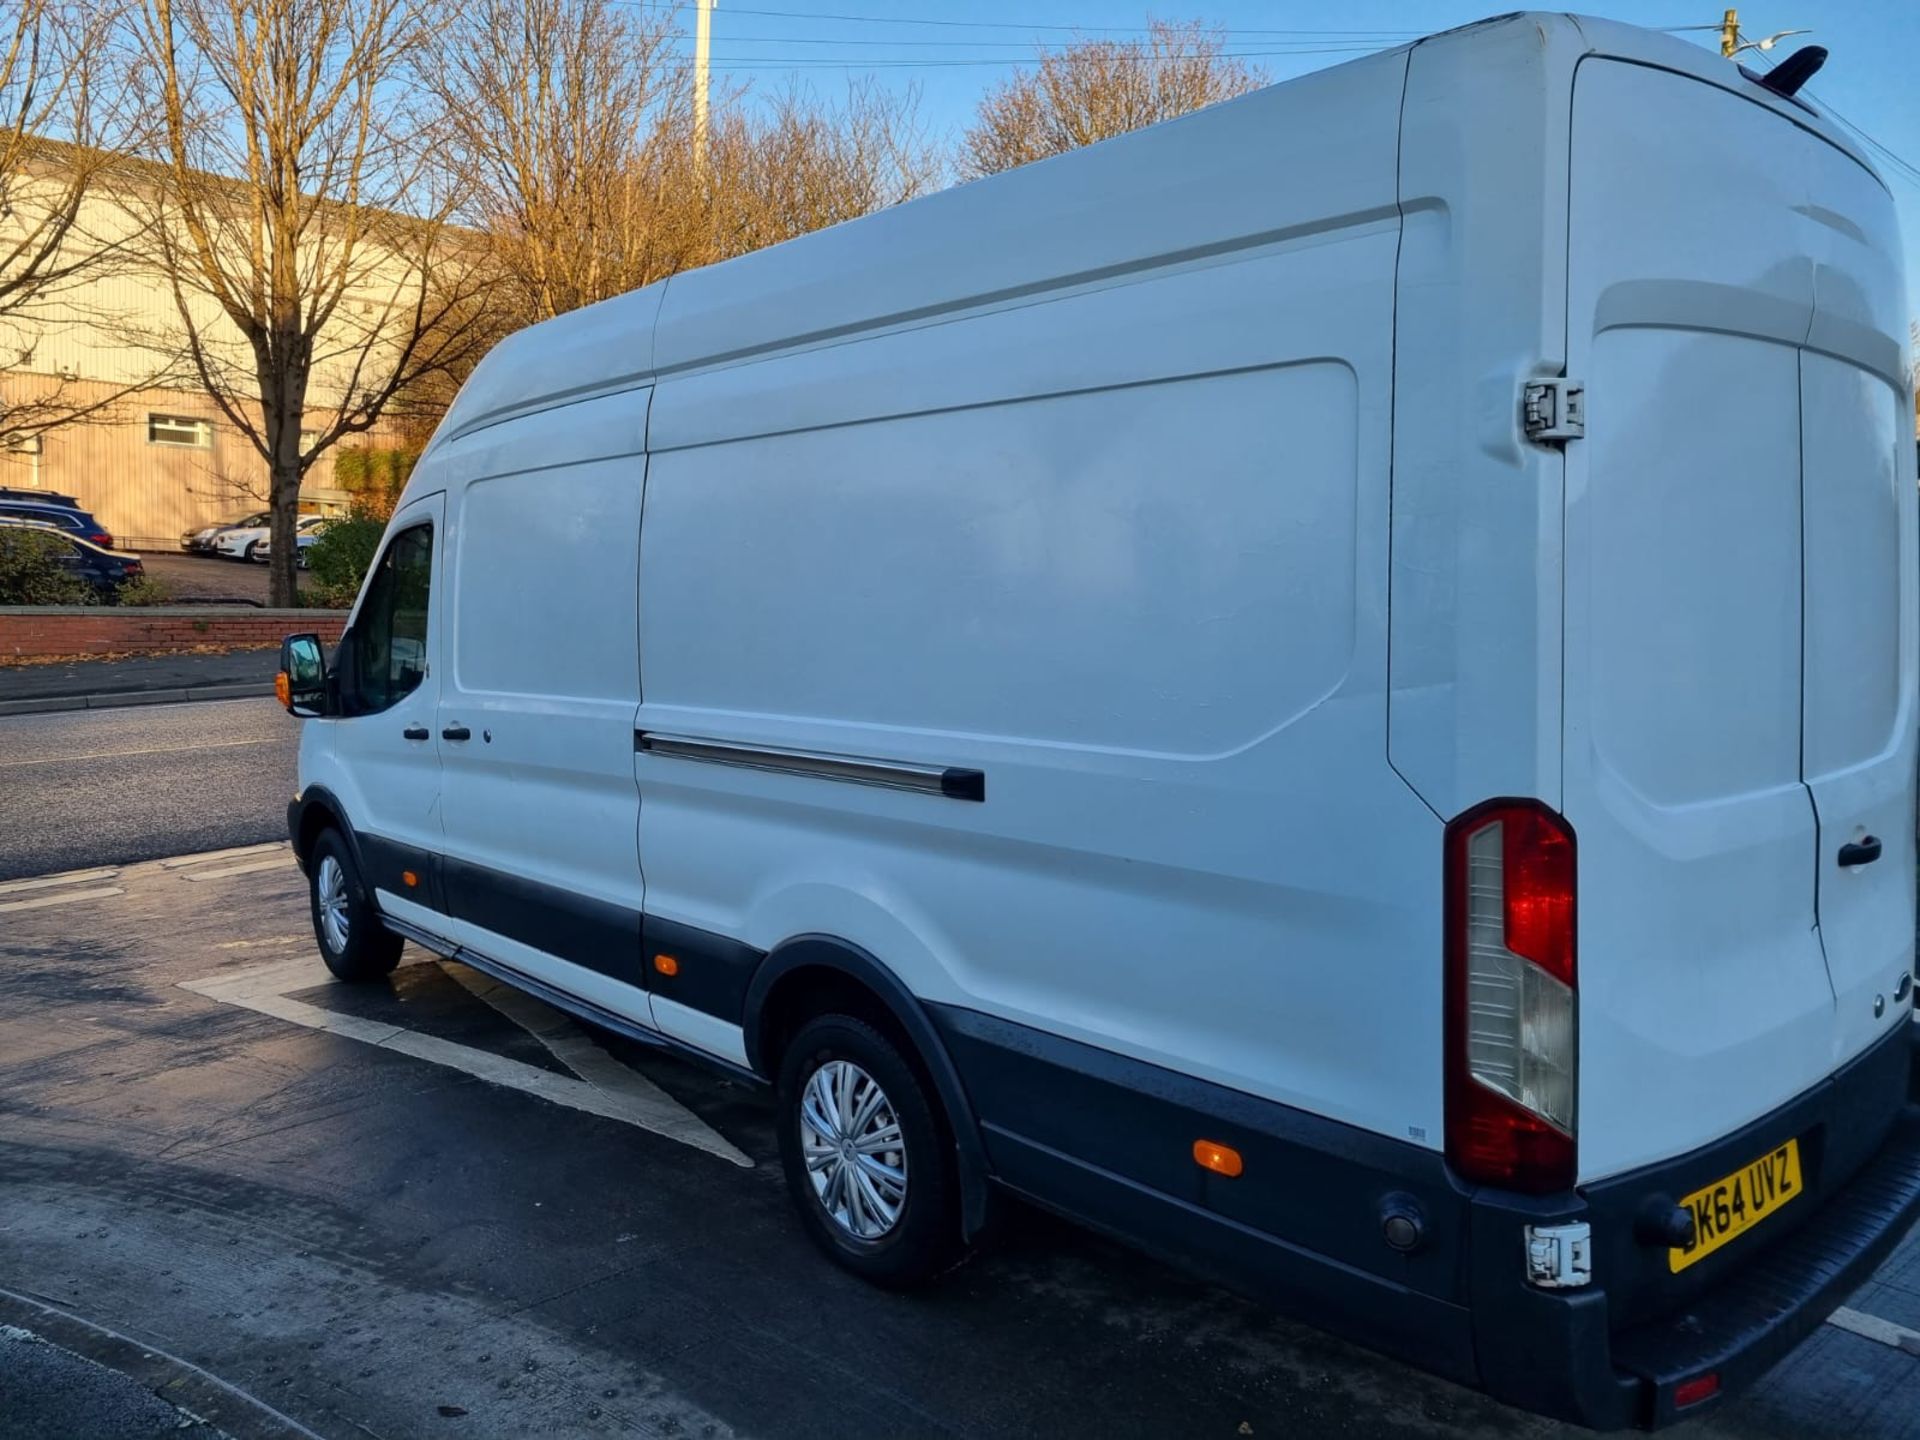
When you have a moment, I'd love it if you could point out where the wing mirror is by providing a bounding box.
[277,632,328,716]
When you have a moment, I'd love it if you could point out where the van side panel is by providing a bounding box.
[638,73,1448,1157]
[433,393,653,1018]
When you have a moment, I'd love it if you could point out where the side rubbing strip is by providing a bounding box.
[636,731,985,802]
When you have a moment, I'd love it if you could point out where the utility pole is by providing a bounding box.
[1720,8,1739,57]
[694,0,714,175]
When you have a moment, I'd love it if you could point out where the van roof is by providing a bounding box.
[426,11,1881,454]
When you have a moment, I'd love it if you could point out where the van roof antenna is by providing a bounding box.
[1755,45,1827,99]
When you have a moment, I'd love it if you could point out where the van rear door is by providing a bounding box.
[1796,138,1917,1065]
[1562,60,1913,1182]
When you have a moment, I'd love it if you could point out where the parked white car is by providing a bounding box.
[255,516,333,568]
[273,14,1919,1430]
[183,511,269,553]
[215,512,331,562]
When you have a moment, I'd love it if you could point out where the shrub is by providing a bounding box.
[304,505,386,598]
[297,579,359,610]
[0,528,97,605]
[114,575,176,607]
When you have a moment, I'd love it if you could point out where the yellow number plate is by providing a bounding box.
[1669,1138,1803,1273]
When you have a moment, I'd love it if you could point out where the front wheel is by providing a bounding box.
[308,829,402,982]
[776,1013,963,1288]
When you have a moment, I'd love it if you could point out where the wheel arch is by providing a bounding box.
[746,934,994,1238]
[289,785,361,878]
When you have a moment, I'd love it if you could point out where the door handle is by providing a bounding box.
[1838,836,1882,868]
[402,724,429,741]
[442,724,472,742]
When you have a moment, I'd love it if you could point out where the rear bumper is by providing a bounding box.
[1471,1020,1920,1430]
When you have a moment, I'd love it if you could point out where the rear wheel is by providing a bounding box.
[308,829,402,982]
[776,1013,962,1288]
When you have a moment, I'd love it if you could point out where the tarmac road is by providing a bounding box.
[0,698,296,880]
[0,840,1916,1439]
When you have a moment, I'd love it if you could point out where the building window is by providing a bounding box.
[148,414,212,448]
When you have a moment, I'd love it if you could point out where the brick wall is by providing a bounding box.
[0,607,347,659]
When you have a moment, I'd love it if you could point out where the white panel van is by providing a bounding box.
[277,14,1920,1428]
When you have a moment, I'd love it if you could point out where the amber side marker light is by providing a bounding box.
[273,671,290,707]
[653,953,680,977]
[401,870,418,888]
[1192,1139,1243,1178]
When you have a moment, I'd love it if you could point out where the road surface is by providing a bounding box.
[0,698,296,880]
[0,700,1916,1438]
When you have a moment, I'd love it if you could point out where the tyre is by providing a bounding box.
[243,540,260,563]
[776,1013,963,1288]
[308,828,402,982]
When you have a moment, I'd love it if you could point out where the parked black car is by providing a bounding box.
[0,496,114,549]
[0,519,144,599]
[0,485,82,508]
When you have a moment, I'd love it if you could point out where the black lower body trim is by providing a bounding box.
[358,830,447,913]
[1612,1104,1920,1428]
[378,912,765,1088]
[440,854,640,984]
[931,1004,1920,1430]
[990,1125,1478,1383]
[928,1003,1478,1381]
[643,915,764,1024]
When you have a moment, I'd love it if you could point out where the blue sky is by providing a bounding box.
[681,1,1920,332]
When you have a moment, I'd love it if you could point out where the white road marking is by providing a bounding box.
[441,960,750,1166]
[179,856,295,883]
[179,956,752,1168]
[0,886,125,913]
[1828,1306,1920,1355]
[0,736,279,768]
[160,842,288,870]
[0,867,118,897]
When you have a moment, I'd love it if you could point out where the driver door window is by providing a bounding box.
[354,524,433,713]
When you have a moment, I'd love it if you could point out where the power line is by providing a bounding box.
[1747,48,1920,189]
[615,1,1423,38]
[706,45,1392,69]
[702,32,1408,49]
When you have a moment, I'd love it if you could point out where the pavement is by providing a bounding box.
[0,648,280,714]
[1,701,1918,1438]
[0,697,298,880]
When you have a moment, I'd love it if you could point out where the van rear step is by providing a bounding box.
[1610,1104,1920,1429]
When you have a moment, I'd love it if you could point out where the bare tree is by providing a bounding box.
[0,0,151,448]
[430,0,697,327]
[133,0,491,604]
[713,79,939,256]
[431,0,938,340]
[963,19,1267,179]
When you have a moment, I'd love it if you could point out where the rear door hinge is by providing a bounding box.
[1522,378,1585,445]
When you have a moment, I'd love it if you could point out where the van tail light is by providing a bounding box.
[1672,1372,1720,1409]
[92,531,113,548]
[1445,799,1576,1193]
